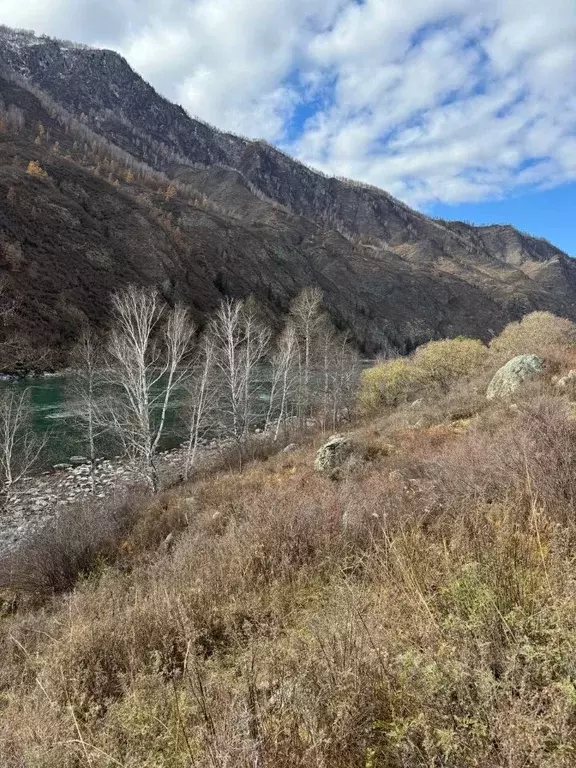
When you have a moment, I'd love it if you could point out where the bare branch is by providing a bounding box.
[0,388,47,496]
[102,286,195,491]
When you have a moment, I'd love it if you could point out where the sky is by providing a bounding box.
[1,0,575,254]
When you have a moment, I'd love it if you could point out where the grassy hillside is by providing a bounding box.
[2,318,576,766]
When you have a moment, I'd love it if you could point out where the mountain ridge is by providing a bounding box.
[0,25,563,254]
[0,24,574,370]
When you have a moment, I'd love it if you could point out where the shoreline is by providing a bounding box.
[0,439,223,554]
[0,368,63,381]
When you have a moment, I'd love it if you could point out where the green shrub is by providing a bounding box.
[490,311,576,360]
[413,337,488,390]
[359,358,421,410]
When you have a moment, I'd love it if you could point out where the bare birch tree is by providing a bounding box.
[0,388,46,499]
[70,327,104,494]
[241,298,271,438]
[289,288,326,425]
[266,320,299,440]
[210,298,270,444]
[279,289,360,433]
[183,333,217,480]
[318,330,360,431]
[104,286,195,491]
[209,299,244,441]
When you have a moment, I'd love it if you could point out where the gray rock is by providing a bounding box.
[159,532,174,553]
[314,435,356,477]
[69,456,89,466]
[53,463,72,471]
[487,355,543,400]
[282,443,298,453]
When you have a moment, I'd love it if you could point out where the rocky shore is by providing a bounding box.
[0,441,222,554]
[0,414,307,555]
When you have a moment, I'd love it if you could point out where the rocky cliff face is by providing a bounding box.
[0,25,574,368]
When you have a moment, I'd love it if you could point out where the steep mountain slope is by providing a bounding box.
[0,73,517,369]
[0,25,574,369]
[0,27,567,258]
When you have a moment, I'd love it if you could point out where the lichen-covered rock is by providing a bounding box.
[486,354,543,399]
[314,435,356,477]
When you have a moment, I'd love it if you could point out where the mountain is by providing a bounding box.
[0,24,574,370]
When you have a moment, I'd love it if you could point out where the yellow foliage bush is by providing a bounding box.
[164,183,177,200]
[26,160,46,177]
[490,311,576,360]
[413,337,489,390]
[360,337,488,410]
[359,358,421,410]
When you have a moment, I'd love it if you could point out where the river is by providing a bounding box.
[0,361,369,469]
[0,374,191,468]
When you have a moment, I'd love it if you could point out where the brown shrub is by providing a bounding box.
[490,311,576,361]
[131,433,312,553]
[432,396,576,523]
[0,489,145,595]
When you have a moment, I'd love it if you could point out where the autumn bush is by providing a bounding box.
[413,336,489,389]
[490,310,576,361]
[26,159,47,177]
[359,336,489,411]
[359,357,420,409]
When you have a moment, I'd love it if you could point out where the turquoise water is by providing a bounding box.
[0,375,188,468]
[0,362,369,469]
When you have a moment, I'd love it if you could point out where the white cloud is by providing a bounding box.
[0,0,137,43]
[293,0,576,205]
[1,0,575,205]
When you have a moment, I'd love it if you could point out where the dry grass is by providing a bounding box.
[2,377,576,765]
[0,487,146,598]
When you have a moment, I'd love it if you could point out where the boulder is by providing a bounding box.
[69,456,89,466]
[486,355,543,400]
[314,434,356,477]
